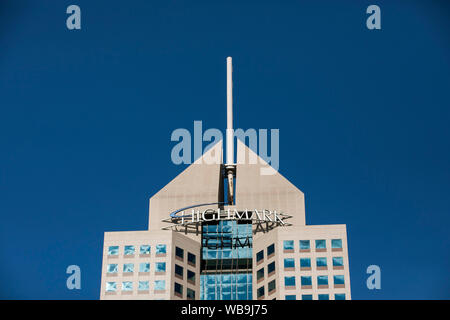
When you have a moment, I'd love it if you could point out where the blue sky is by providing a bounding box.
[0,0,449,299]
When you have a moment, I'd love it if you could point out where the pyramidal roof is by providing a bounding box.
[148,139,305,234]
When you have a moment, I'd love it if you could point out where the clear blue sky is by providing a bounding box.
[0,0,449,299]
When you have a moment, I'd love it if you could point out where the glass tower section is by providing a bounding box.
[200,219,253,300]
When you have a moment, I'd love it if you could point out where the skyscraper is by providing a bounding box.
[100,58,351,300]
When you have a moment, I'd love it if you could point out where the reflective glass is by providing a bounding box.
[300,258,311,268]
[140,245,150,255]
[331,239,342,249]
[301,276,312,286]
[124,245,135,255]
[139,262,150,273]
[299,240,310,250]
[155,262,166,272]
[335,293,346,300]
[284,258,295,268]
[285,295,296,300]
[302,294,313,300]
[156,244,166,254]
[107,264,118,273]
[317,275,328,285]
[122,281,132,291]
[108,246,119,255]
[315,240,326,249]
[334,275,345,285]
[284,276,295,286]
[123,263,134,273]
[318,294,329,300]
[154,280,165,290]
[106,282,116,292]
[333,257,344,267]
[283,240,294,250]
[138,281,149,291]
[316,257,327,267]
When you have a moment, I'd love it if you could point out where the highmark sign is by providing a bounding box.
[161,202,292,234]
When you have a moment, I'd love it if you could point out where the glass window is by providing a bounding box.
[139,262,150,273]
[155,262,166,272]
[175,247,184,259]
[140,245,150,255]
[335,293,346,300]
[108,246,119,256]
[299,240,310,250]
[315,239,326,249]
[138,281,149,291]
[317,275,328,286]
[187,288,195,299]
[316,257,327,267]
[284,258,295,268]
[256,250,264,262]
[318,294,329,300]
[334,275,345,285]
[122,281,133,291]
[267,244,275,256]
[300,258,311,268]
[332,239,342,249]
[257,286,265,298]
[187,252,196,265]
[268,261,275,274]
[174,282,183,295]
[123,263,134,273]
[156,244,167,254]
[301,276,312,286]
[268,280,276,292]
[283,240,294,250]
[257,268,264,280]
[107,264,118,273]
[302,294,313,300]
[124,245,135,255]
[175,264,183,278]
[333,257,344,267]
[187,270,195,283]
[106,281,117,292]
[154,280,165,291]
[285,295,296,300]
[284,276,295,287]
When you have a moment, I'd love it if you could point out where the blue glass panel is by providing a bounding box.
[335,293,346,300]
[301,276,312,286]
[108,246,119,255]
[124,245,135,255]
[318,294,329,300]
[334,275,345,285]
[283,240,294,250]
[284,276,295,286]
[284,258,295,268]
[317,275,328,285]
[302,294,313,300]
[285,295,296,300]
[299,240,310,250]
[315,240,326,249]
[331,239,342,249]
[140,245,150,255]
[333,257,344,267]
[316,257,327,267]
[300,258,311,267]
[138,281,149,291]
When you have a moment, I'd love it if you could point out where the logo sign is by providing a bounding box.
[162,203,292,235]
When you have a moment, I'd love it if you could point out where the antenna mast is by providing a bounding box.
[225,57,235,205]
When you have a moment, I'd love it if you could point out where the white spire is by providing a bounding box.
[226,57,234,165]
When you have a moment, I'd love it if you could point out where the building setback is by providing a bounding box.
[100,59,351,300]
